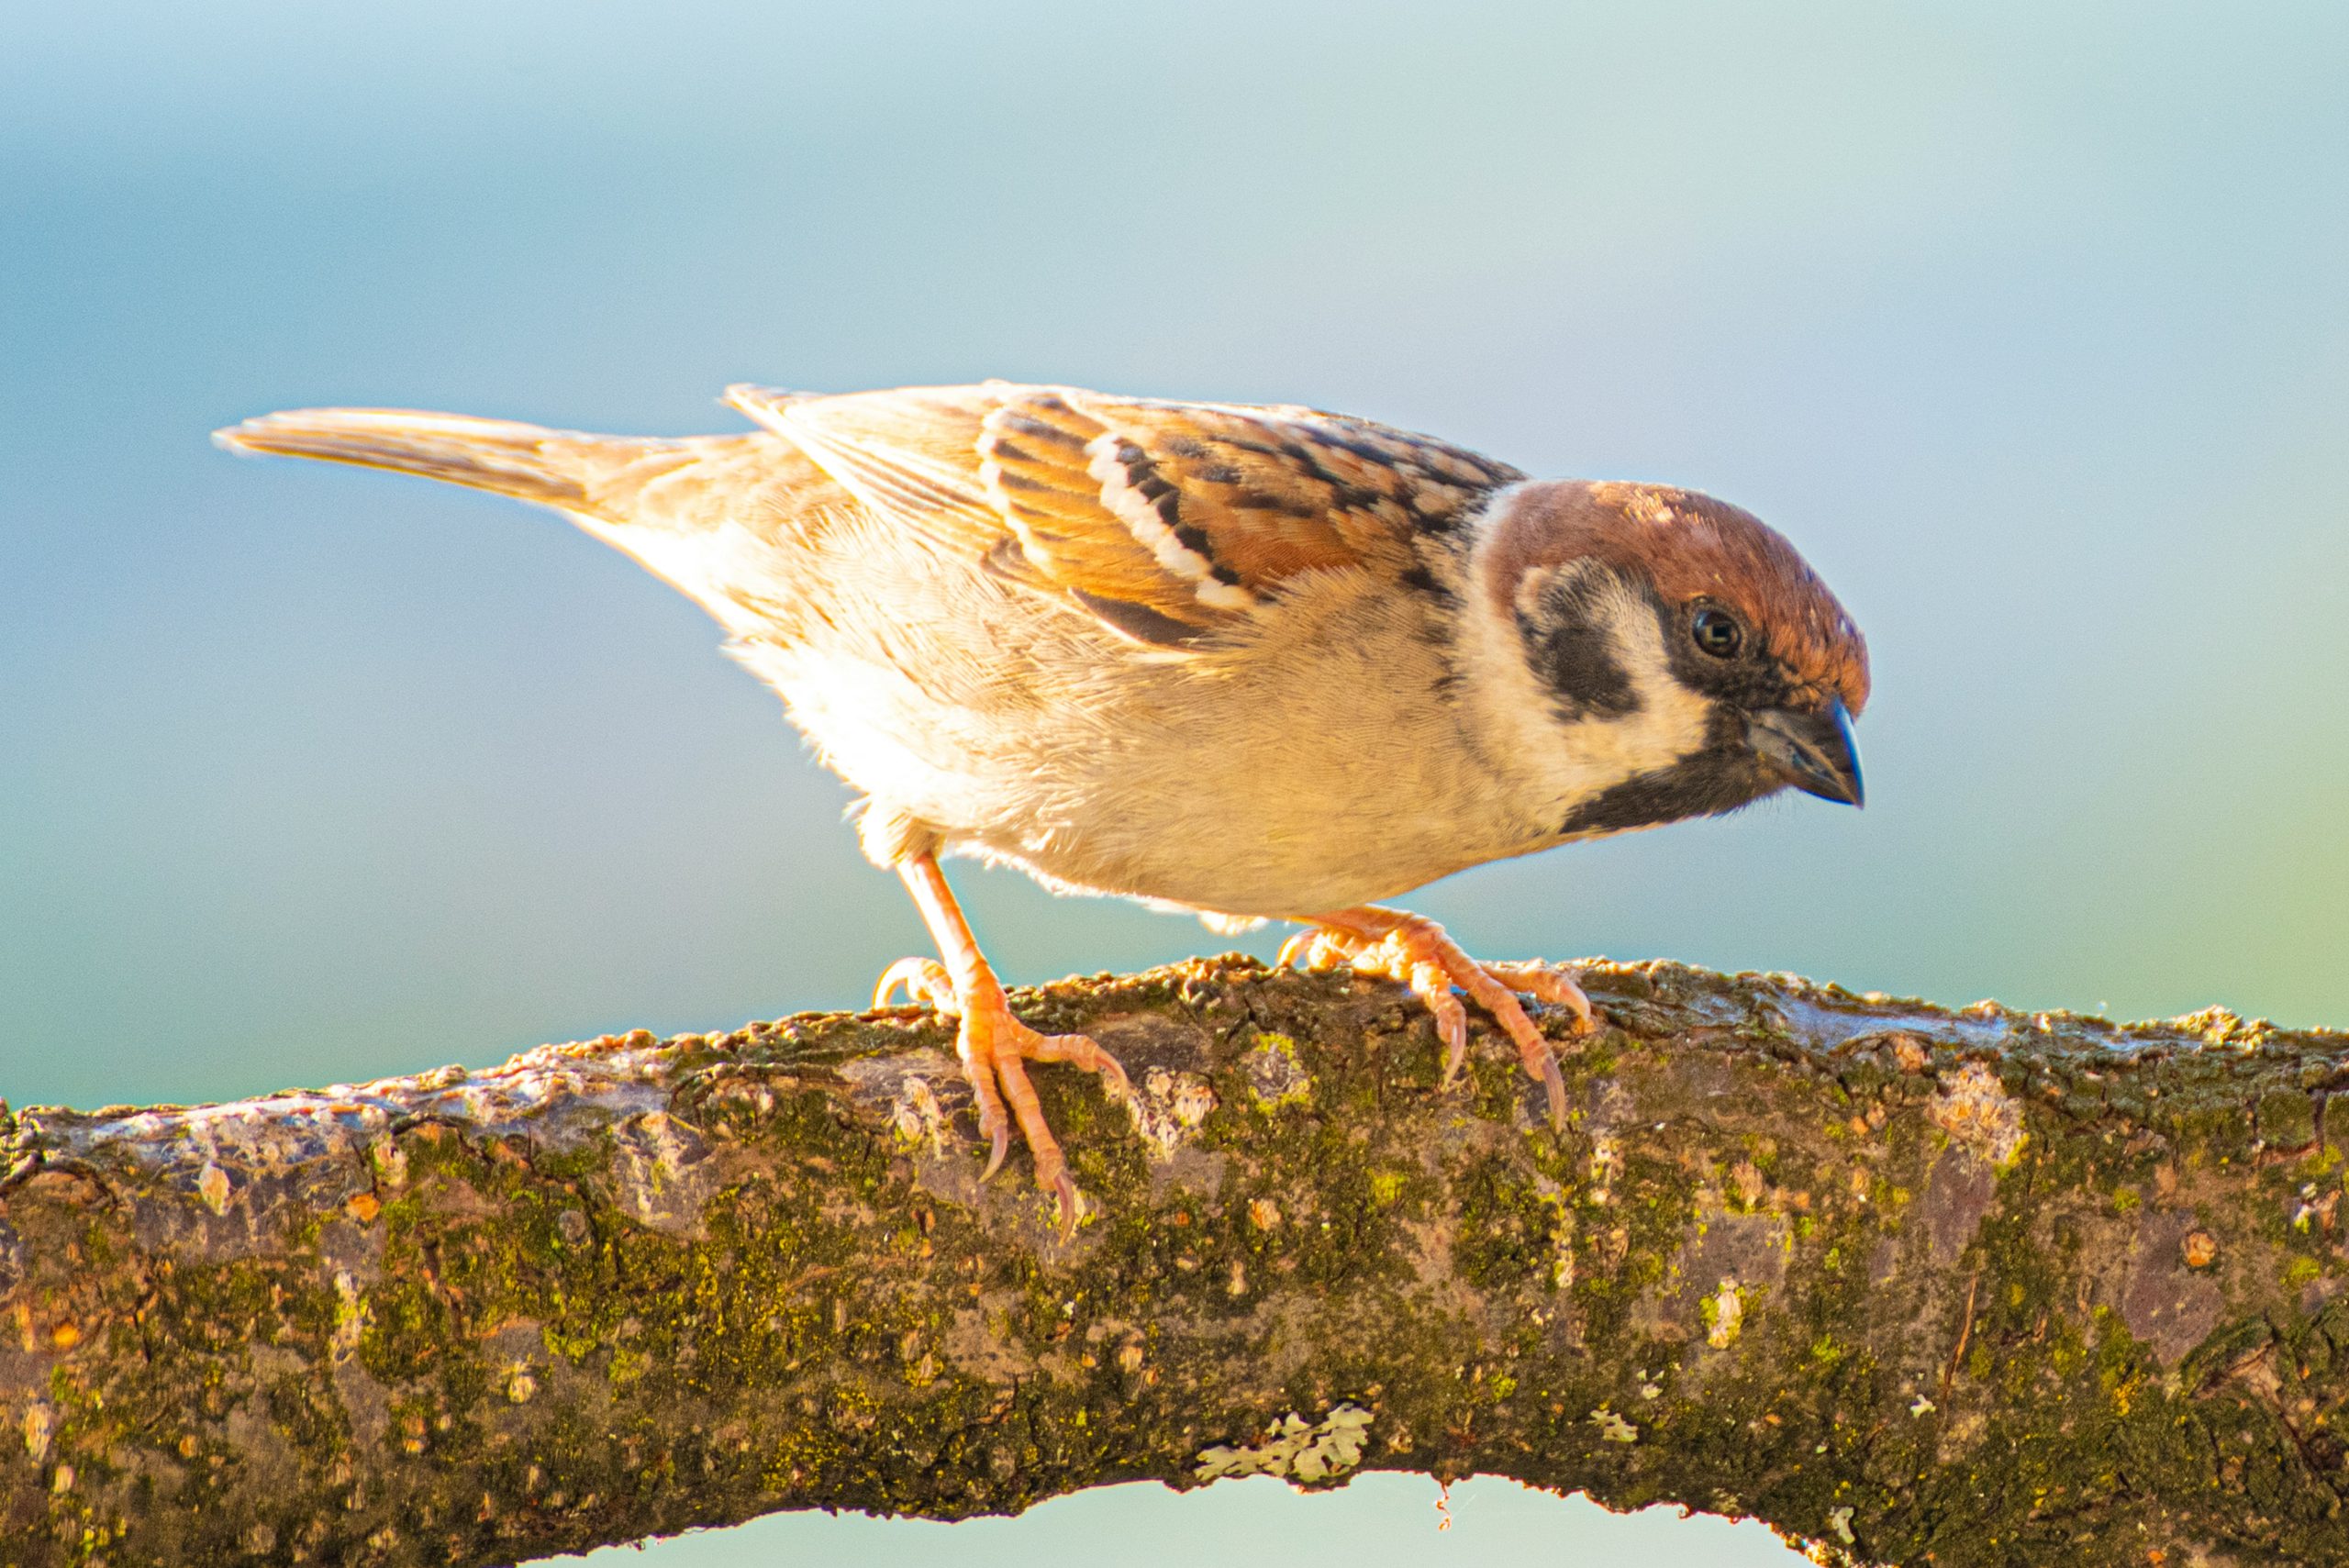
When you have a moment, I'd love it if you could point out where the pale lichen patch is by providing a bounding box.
[195,1162,232,1215]
[22,1398,52,1462]
[1241,1034,1312,1111]
[1589,1134,1622,1201]
[890,1076,947,1153]
[329,1270,364,1363]
[1128,1068,1218,1159]
[1703,1279,1745,1349]
[2171,1006,2270,1049]
[602,1110,716,1232]
[371,1137,408,1190]
[1928,1062,2028,1169]
[1194,1404,1372,1483]
[1590,1407,1638,1443]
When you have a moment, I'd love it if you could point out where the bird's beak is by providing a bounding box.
[1747,696,1865,807]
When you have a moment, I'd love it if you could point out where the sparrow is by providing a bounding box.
[217,382,1868,1228]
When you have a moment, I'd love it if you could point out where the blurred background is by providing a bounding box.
[6,3,2345,1562]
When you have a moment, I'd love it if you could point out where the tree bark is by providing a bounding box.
[3,957,2346,1567]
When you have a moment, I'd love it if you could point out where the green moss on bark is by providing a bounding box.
[4,959,2346,1566]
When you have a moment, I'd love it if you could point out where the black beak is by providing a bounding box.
[1747,696,1865,807]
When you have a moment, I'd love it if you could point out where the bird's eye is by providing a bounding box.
[1690,606,1744,660]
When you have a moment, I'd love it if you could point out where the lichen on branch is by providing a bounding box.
[2,958,2346,1567]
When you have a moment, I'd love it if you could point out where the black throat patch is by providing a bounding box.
[1558,745,1780,838]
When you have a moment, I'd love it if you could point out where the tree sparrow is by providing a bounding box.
[218,383,1868,1228]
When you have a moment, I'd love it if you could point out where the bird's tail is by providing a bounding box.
[213,407,668,513]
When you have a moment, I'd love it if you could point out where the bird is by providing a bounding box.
[217,381,1868,1229]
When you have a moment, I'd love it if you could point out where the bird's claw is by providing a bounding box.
[874,957,959,1014]
[876,961,1129,1239]
[1281,914,1590,1128]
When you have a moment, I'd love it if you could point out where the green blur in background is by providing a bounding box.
[5,3,2345,1562]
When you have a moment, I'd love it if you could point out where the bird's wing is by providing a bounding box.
[725,382,1523,645]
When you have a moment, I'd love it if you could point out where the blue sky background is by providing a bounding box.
[5,4,2345,1562]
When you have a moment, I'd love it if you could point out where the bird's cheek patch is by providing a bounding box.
[1523,569,1642,720]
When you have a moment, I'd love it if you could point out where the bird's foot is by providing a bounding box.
[875,959,1130,1236]
[1279,908,1592,1127]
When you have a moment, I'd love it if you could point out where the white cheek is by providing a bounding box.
[1551,595,1715,789]
[1459,562,1714,827]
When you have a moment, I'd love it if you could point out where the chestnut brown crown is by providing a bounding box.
[1495,479,1869,717]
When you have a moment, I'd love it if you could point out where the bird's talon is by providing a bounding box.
[1089,1052,1136,1106]
[1429,995,1471,1084]
[874,957,958,1014]
[1537,1053,1568,1130]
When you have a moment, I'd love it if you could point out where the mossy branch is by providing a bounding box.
[4,958,2347,1567]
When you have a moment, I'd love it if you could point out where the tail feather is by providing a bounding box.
[215,408,616,509]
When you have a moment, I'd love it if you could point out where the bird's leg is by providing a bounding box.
[1278,906,1593,1128]
[885,852,1131,1232]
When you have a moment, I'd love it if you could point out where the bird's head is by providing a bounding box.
[1464,479,1869,840]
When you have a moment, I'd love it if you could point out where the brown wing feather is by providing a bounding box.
[729,381,1524,645]
[725,384,1004,555]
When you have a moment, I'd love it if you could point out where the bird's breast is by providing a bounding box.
[751,561,1547,917]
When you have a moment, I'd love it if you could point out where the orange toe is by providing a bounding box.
[874,957,958,1013]
[1285,906,1586,1128]
[955,989,1130,1235]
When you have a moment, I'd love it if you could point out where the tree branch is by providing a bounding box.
[3,958,2345,1567]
